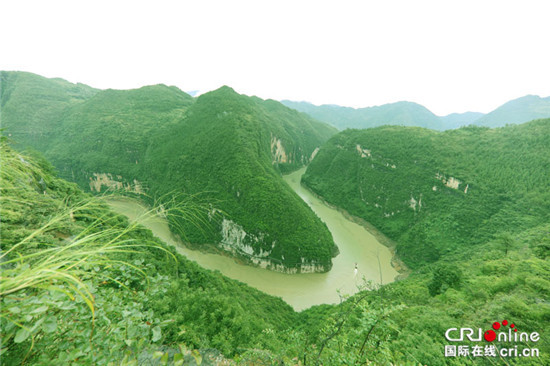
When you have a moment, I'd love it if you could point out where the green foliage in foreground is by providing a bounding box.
[0,139,296,364]
[292,222,550,365]
[2,129,549,365]
[303,120,550,268]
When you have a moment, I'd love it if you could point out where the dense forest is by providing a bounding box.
[1,71,549,364]
[2,133,549,365]
[303,120,550,268]
[0,138,297,364]
[1,71,338,272]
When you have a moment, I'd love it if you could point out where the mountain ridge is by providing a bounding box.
[303,119,550,267]
[0,71,338,273]
[475,94,550,127]
[2,70,550,365]
[282,94,550,130]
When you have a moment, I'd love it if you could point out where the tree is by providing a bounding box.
[428,264,462,296]
[495,232,514,256]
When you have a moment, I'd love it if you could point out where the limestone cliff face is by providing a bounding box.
[88,173,145,195]
[435,172,464,190]
[310,147,320,160]
[271,136,289,164]
[219,218,329,273]
[270,134,321,168]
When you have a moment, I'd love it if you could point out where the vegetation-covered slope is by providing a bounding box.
[293,219,550,365]
[0,71,98,151]
[0,71,338,272]
[47,83,194,184]
[0,137,297,364]
[303,120,550,268]
[143,87,338,271]
[2,116,548,365]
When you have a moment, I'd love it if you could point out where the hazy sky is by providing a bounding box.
[2,0,549,115]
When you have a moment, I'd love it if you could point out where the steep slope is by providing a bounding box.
[0,71,99,150]
[4,133,549,365]
[142,87,338,272]
[47,83,194,186]
[0,138,296,364]
[303,120,550,268]
[282,100,444,130]
[475,94,550,127]
[0,72,338,272]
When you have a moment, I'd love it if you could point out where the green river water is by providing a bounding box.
[105,167,399,310]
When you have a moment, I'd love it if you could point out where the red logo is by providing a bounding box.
[484,320,517,342]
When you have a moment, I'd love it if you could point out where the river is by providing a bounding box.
[105,167,399,311]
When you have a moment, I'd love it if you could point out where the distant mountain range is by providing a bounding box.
[282,95,550,130]
[474,95,550,127]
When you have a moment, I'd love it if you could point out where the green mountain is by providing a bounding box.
[282,95,550,132]
[4,129,549,365]
[3,81,549,364]
[298,119,550,364]
[281,100,445,130]
[475,95,550,127]
[0,71,99,150]
[0,71,338,272]
[303,120,550,268]
[0,137,297,364]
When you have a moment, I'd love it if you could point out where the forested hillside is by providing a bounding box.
[0,71,98,151]
[0,138,296,364]
[142,87,338,271]
[303,120,550,268]
[0,71,338,272]
[3,136,548,365]
[3,71,549,364]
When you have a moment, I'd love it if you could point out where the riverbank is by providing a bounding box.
[104,167,399,311]
[297,180,411,280]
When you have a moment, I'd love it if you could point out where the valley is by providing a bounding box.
[2,71,549,365]
[0,71,338,273]
[105,167,399,311]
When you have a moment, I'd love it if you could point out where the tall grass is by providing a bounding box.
[0,138,181,356]
[0,200,172,311]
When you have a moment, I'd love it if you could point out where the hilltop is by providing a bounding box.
[2,72,549,364]
[0,71,338,272]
